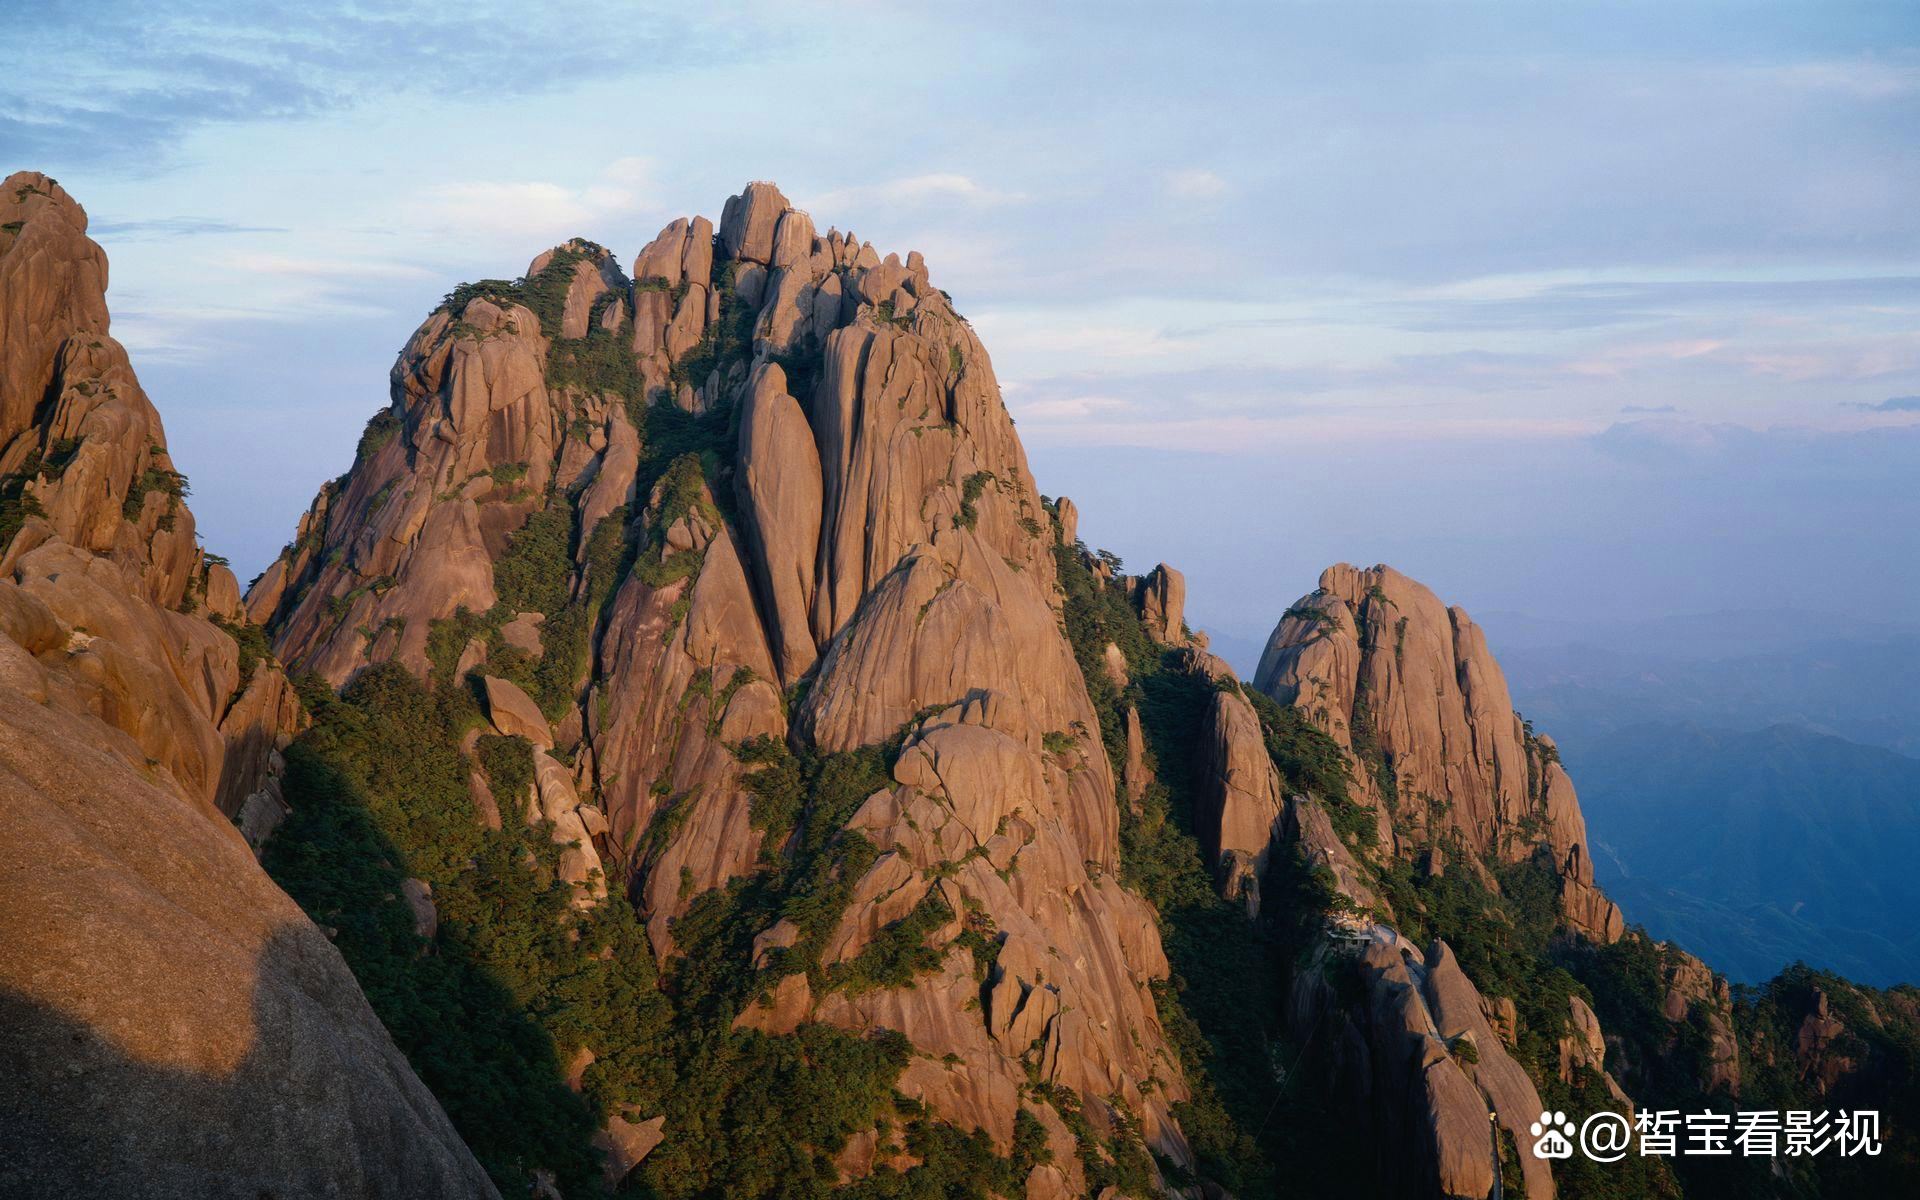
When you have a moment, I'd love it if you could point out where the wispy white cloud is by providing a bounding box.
[1006,393,1138,423]
[225,253,436,280]
[22,3,1920,623]
[91,217,288,239]
[0,3,745,165]
[111,298,393,364]
[971,310,1185,362]
[1565,338,1727,378]
[1761,59,1920,100]
[804,173,1026,213]
[1162,168,1228,200]
[1017,409,1598,454]
[407,156,661,242]
[1753,344,1920,382]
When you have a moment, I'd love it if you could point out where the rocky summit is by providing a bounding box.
[244,179,1186,1196]
[3,173,1917,1200]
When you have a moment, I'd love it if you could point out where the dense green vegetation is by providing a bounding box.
[443,239,613,336]
[269,665,659,1197]
[122,458,189,530]
[1050,534,1382,1196]
[1550,934,1920,1199]
[0,430,90,546]
[955,471,993,531]
[630,454,713,590]
[1738,968,1920,1193]
[39,436,81,479]
[672,260,757,392]
[1244,689,1374,849]
[1363,848,1585,1083]
[550,317,647,400]
[355,408,402,463]
[212,613,273,690]
[632,726,1073,1199]
[271,656,1068,1198]
[0,462,47,552]
[424,478,628,719]
[443,277,527,319]
[492,503,574,615]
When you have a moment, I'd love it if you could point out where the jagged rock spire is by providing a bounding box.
[246,180,1198,1187]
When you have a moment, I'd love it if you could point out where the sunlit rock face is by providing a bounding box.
[251,180,1197,1190]
[1256,562,1623,941]
[1149,559,1661,1198]
[0,171,496,1198]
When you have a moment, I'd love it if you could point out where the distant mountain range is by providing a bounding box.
[1480,609,1920,984]
[1486,609,1920,758]
[1565,722,1920,985]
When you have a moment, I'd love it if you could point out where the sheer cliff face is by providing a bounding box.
[1255,562,1623,942]
[1170,558,1781,1197]
[0,173,496,1198]
[1163,561,1645,1198]
[253,182,1191,1178]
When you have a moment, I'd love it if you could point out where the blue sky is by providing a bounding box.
[6,1,1919,661]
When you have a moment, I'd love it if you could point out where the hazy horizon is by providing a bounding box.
[7,1,1918,652]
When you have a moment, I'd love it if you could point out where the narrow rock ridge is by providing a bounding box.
[250,181,1193,1184]
[1058,552,1570,1197]
[1141,556,1764,1196]
[0,172,496,1199]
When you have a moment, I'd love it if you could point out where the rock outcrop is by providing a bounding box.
[1255,563,1623,941]
[1660,948,1743,1096]
[1195,687,1283,912]
[0,172,495,1198]
[249,181,1193,1189]
[1284,930,1556,1200]
[1131,563,1188,647]
[1284,793,1380,915]
[13,165,1918,1198]
[1155,561,1665,1197]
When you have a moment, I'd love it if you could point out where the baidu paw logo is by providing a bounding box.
[1531,1111,1576,1159]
